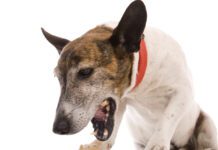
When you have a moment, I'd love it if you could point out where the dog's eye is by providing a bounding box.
[77,68,94,79]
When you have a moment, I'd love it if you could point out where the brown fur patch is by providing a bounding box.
[56,25,134,97]
[172,111,205,150]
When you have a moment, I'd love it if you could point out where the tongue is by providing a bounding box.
[94,108,106,121]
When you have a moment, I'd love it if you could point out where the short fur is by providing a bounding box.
[42,0,218,150]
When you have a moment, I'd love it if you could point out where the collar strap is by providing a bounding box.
[132,39,148,91]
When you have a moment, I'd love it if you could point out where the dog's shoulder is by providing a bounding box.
[132,27,192,96]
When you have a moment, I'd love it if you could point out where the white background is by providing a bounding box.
[0,0,218,149]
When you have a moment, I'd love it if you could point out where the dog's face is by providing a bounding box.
[42,0,147,141]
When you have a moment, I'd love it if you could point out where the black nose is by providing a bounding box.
[53,119,70,134]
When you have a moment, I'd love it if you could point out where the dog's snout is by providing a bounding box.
[53,119,70,134]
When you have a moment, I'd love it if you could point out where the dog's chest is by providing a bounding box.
[125,67,179,143]
[126,28,184,116]
[127,85,174,122]
[123,27,191,141]
[125,94,171,143]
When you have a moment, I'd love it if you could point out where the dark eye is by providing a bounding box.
[77,68,94,79]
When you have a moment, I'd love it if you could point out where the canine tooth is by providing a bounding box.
[105,117,108,123]
[103,129,108,137]
[91,130,98,136]
[101,100,109,107]
[106,113,109,117]
[106,106,110,111]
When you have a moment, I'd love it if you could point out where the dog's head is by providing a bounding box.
[42,0,147,141]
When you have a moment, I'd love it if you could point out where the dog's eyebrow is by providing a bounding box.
[69,54,81,66]
[57,50,82,72]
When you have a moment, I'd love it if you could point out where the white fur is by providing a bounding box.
[122,27,200,149]
[81,25,217,150]
[101,23,199,148]
[122,52,139,99]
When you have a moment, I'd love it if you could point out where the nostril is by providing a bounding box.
[53,119,70,134]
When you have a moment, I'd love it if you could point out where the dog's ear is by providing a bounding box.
[41,28,69,54]
[110,0,147,53]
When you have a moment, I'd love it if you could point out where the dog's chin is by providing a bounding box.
[91,97,116,141]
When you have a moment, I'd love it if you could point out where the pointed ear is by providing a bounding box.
[110,0,147,53]
[41,28,70,54]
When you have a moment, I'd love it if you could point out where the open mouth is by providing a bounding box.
[91,97,116,141]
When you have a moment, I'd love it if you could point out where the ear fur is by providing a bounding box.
[41,28,69,54]
[110,0,147,53]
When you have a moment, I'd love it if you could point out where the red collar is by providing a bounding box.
[132,39,148,91]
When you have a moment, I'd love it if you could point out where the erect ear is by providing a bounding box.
[41,28,70,54]
[110,0,147,53]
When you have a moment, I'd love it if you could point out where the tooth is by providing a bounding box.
[91,130,98,136]
[103,129,108,137]
[105,118,108,123]
[106,113,109,117]
[106,106,110,111]
[101,100,109,107]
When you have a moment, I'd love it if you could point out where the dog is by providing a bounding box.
[42,0,218,149]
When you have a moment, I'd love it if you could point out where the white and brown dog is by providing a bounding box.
[42,0,218,149]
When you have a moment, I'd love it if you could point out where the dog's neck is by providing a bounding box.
[123,39,148,96]
[132,39,147,90]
